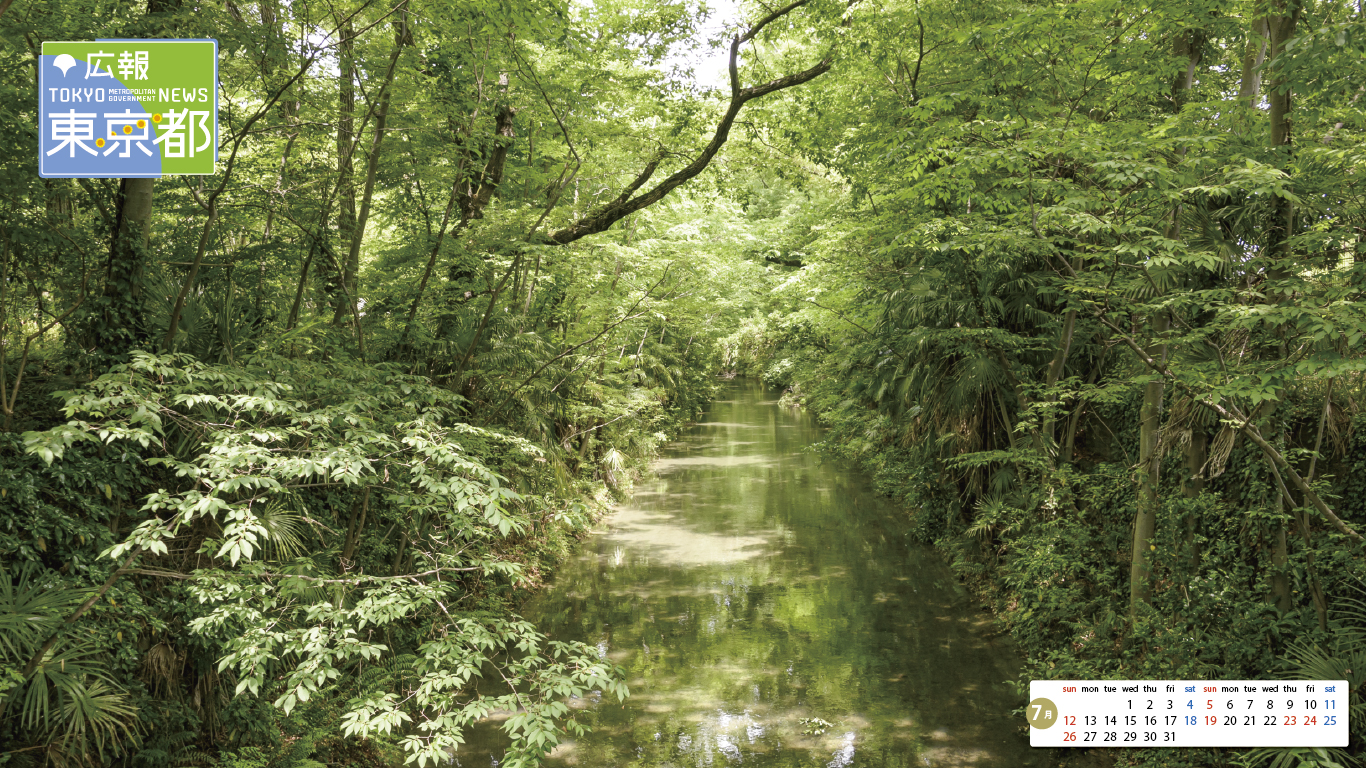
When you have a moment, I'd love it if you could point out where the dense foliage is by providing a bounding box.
[0,0,827,764]
[718,0,1366,766]
[3,0,1366,766]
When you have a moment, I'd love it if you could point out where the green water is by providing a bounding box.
[467,380,1044,767]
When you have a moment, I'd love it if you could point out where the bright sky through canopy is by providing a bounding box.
[684,0,742,89]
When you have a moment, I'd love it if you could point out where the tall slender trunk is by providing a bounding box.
[1042,309,1076,445]
[1262,0,1301,614]
[400,170,464,347]
[331,19,357,318]
[162,198,218,350]
[261,128,298,316]
[256,0,292,315]
[1060,347,1105,466]
[1130,314,1168,616]
[1043,251,1078,452]
[1266,7,1299,264]
[285,207,332,331]
[1238,18,1270,107]
[1129,30,1203,617]
[331,22,405,328]
[522,249,543,314]
[452,255,520,381]
[1270,469,1293,613]
[1182,427,1206,568]
[340,488,370,566]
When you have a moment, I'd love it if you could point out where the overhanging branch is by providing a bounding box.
[547,2,832,245]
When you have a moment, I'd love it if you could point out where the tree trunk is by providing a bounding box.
[1238,18,1269,106]
[399,170,465,348]
[1130,314,1168,617]
[1183,427,1206,568]
[1270,482,1293,614]
[1266,6,1299,264]
[1043,307,1077,451]
[331,19,357,318]
[452,255,520,381]
[1100,319,1362,543]
[96,178,155,358]
[1262,0,1301,615]
[1128,28,1204,618]
[340,487,370,566]
[1170,29,1205,109]
[522,249,543,314]
[162,198,218,350]
[331,22,406,328]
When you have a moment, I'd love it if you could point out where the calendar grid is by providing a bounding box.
[1028,680,1349,747]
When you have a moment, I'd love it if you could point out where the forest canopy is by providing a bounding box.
[2,0,1366,766]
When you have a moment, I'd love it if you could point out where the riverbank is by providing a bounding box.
[0,352,721,768]
[755,360,1361,768]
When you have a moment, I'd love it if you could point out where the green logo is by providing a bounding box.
[40,39,218,178]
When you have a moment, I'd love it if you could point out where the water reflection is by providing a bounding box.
[463,380,1044,767]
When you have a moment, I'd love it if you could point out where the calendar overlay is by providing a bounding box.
[1029,680,1348,747]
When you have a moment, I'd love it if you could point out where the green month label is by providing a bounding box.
[39,39,218,178]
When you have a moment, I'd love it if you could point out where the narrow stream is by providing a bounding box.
[468,380,1044,767]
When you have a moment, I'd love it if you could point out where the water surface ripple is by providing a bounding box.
[467,380,1044,767]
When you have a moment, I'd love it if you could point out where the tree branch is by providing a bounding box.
[490,265,674,416]
[547,2,832,245]
[1094,313,1362,542]
[739,0,811,43]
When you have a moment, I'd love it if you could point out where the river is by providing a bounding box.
[466,380,1044,767]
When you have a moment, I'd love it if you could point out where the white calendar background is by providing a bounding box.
[1029,680,1348,747]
